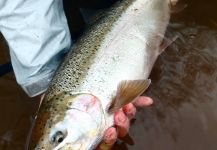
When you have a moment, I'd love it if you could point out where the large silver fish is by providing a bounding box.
[29,0,176,149]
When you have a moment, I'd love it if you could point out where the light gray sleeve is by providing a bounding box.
[0,0,72,97]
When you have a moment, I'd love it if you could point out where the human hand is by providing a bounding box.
[96,96,153,150]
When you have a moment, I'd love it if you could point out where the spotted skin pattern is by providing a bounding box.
[29,0,172,149]
[30,1,135,148]
[46,0,135,100]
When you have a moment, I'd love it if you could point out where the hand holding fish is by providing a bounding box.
[97,96,153,150]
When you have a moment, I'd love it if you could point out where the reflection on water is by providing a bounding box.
[0,73,40,150]
[1,0,217,150]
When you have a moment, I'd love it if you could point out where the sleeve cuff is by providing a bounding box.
[20,71,54,97]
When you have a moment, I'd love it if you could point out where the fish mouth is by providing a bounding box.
[55,142,83,150]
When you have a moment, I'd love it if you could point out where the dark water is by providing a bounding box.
[1,0,217,150]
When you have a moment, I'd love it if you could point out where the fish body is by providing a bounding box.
[29,0,173,149]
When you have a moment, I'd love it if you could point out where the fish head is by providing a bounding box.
[29,92,106,150]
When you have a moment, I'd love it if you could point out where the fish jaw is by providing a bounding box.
[29,93,106,150]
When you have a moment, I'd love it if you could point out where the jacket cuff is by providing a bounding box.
[20,71,54,97]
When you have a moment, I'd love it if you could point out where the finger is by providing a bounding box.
[114,111,130,137]
[133,96,153,107]
[96,127,117,150]
[122,103,136,120]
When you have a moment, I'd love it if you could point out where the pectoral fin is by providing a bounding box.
[108,79,151,113]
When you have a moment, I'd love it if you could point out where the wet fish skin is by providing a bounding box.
[29,0,173,149]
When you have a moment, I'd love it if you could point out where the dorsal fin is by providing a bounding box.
[108,79,151,113]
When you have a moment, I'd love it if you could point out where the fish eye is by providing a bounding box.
[50,131,67,145]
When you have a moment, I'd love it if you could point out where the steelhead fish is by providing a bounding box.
[29,0,176,149]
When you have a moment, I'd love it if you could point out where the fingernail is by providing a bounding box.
[147,97,153,105]
[105,133,112,141]
[117,112,126,123]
